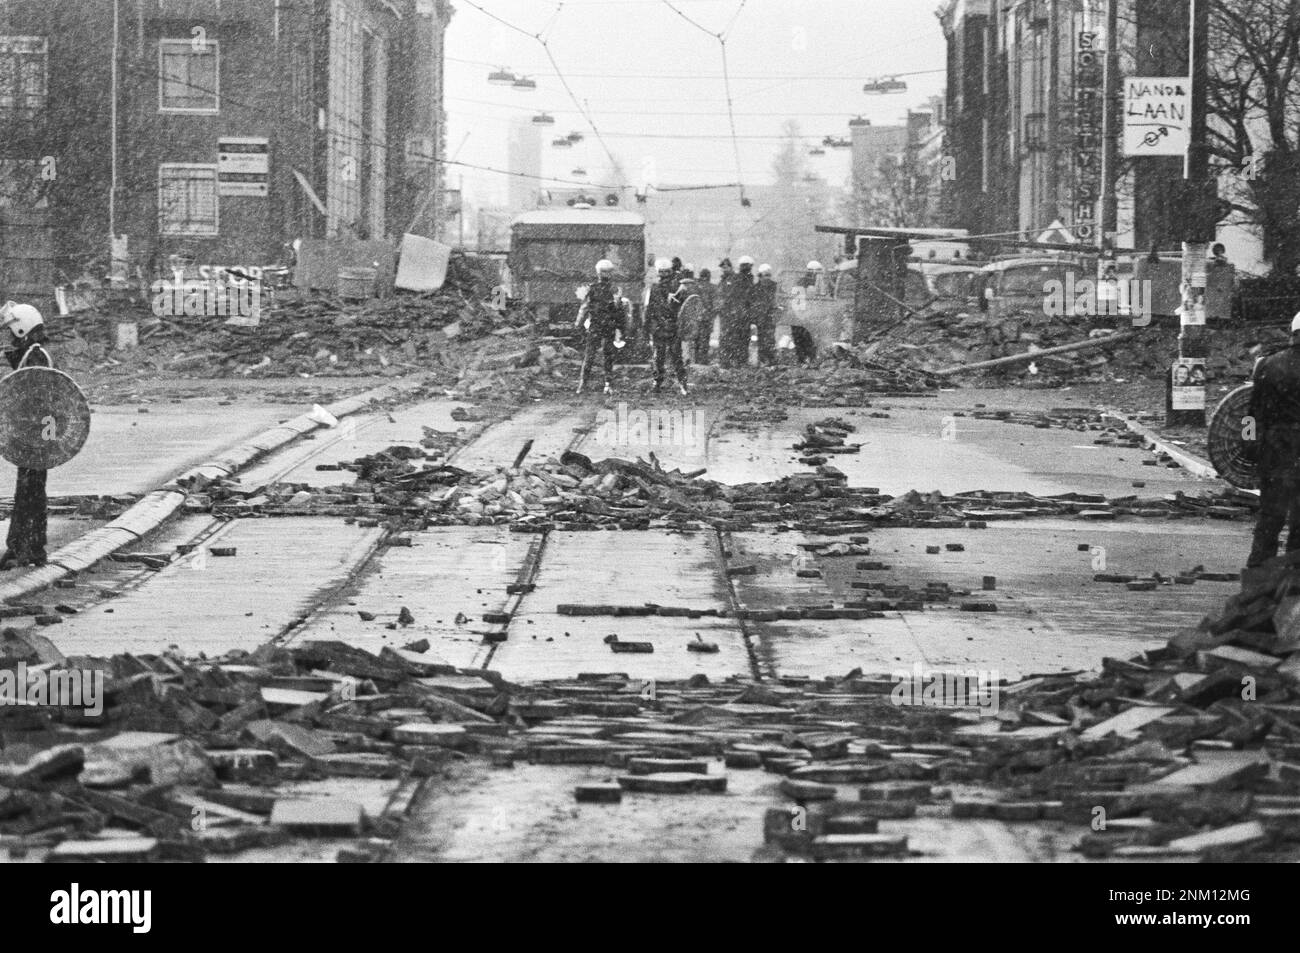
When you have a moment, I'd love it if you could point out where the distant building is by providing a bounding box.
[849,120,909,213]
[507,116,542,212]
[0,0,454,296]
[913,97,949,222]
[937,0,1263,270]
[641,184,839,278]
[845,101,946,230]
[477,207,513,252]
[938,0,1143,244]
[937,0,996,237]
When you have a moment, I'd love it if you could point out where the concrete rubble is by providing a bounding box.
[864,306,1289,385]
[177,444,1255,533]
[55,275,524,381]
[5,545,1300,861]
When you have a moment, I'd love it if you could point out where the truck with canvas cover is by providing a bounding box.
[508,208,647,341]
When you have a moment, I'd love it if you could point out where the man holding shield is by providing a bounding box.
[0,302,52,569]
[575,259,628,395]
[1246,312,1300,568]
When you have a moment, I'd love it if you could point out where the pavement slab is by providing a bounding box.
[0,399,304,498]
[494,529,751,681]
[722,519,1249,679]
[706,394,1219,499]
[47,518,384,656]
[287,525,535,667]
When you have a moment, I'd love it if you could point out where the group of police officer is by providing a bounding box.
[574,254,783,395]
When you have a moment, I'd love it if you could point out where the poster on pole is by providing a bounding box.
[1123,77,1191,156]
[1171,358,1207,410]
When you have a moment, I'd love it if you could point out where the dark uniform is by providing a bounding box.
[1247,343,1300,567]
[753,275,780,366]
[1,329,51,569]
[718,270,752,368]
[693,274,715,364]
[576,278,625,392]
[645,277,687,391]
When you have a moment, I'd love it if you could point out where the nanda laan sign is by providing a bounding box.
[1124,76,1190,156]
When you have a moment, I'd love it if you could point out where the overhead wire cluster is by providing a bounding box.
[660,0,750,204]
[135,3,943,211]
[122,59,624,195]
[445,13,945,200]
[459,0,627,185]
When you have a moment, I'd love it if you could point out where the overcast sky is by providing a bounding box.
[444,0,946,207]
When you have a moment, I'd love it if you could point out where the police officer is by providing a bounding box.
[719,256,755,368]
[789,261,822,365]
[644,258,689,395]
[574,260,627,395]
[1246,311,1300,568]
[729,255,757,367]
[672,265,702,367]
[0,302,52,569]
[754,263,780,366]
[801,260,825,294]
[693,267,715,364]
[716,258,740,368]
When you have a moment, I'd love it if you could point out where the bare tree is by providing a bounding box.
[766,121,836,274]
[1206,0,1300,274]
[852,150,938,229]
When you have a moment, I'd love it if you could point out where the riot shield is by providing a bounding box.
[1207,383,1257,490]
[0,366,92,469]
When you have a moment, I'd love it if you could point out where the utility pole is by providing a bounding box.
[109,0,120,284]
[1046,0,1060,212]
[1099,0,1119,249]
[1169,0,1210,426]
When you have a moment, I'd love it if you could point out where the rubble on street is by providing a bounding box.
[862,307,1289,386]
[179,443,1256,531]
[4,544,1300,862]
[53,281,524,381]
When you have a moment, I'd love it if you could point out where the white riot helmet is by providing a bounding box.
[807,260,824,272]
[0,301,43,339]
[654,257,673,273]
[757,263,772,276]
[1291,311,1300,333]
[595,259,615,274]
[737,255,755,267]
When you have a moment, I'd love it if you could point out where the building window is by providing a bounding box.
[0,37,47,114]
[159,164,218,236]
[1025,113,1046,151]
[159,39,219,113]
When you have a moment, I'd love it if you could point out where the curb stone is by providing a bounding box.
[0,374,433,604]
[1104,408,1258,500]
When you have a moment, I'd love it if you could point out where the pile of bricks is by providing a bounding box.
[181,444,1256,533]
[862,307,1281,384]
[59,283,525,381]
[5,546,1300,861]
[0,633,528,862]
[515,545,1300,861]
[793,417,861,466]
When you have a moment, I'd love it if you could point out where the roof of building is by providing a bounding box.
[511,208,645,227]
